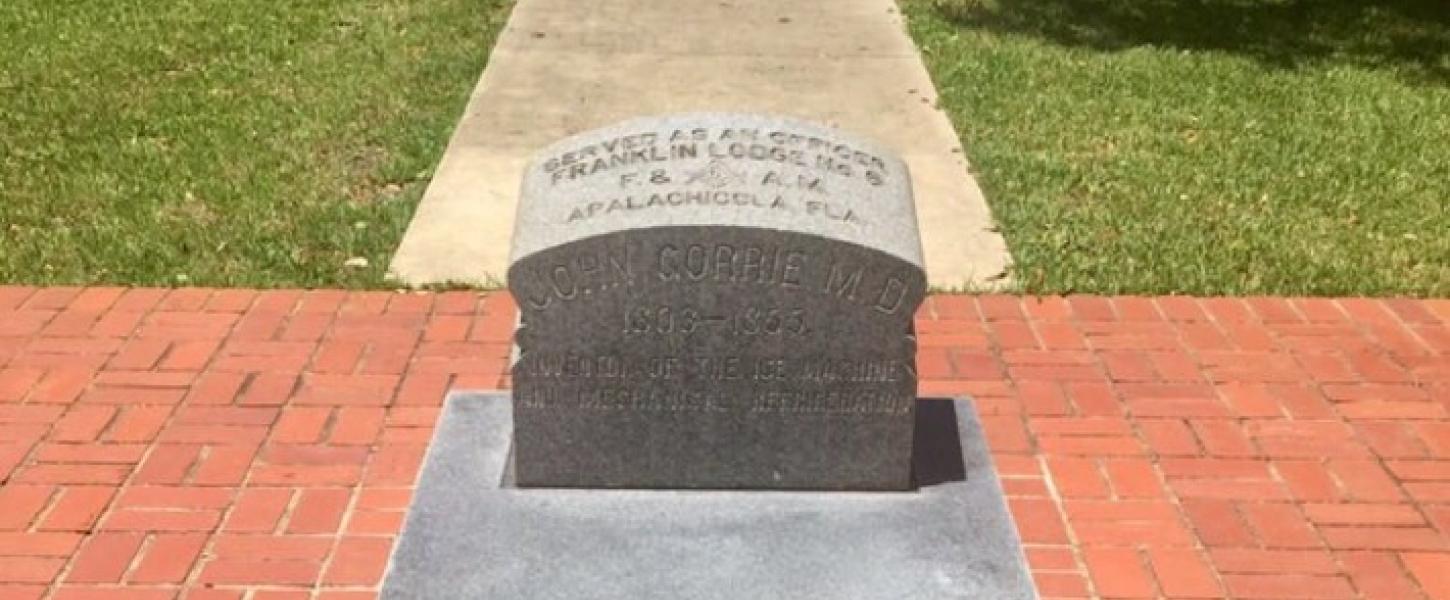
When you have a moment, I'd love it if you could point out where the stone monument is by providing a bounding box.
[382,114,1035,599]
[508,114,926,490]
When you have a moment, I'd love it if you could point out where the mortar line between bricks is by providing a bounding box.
[118,531,155,586]
[1079,372,1165,598]
[979,296,1067,587]
[1398,322,1439,357]
[0,286,39,312]
[113,288,162,340]
[1340,298,1424,355]
[298,302,342,373]
[1348,299,1435,385]
[1385,553,1434,600]
[89,447,206,585]
[316,435,382,596]
[1289,311,1444,560]
[316,405,342,447]
[924,295,941,321]
[22,486,63,535]
[1312,410,1446,597]
[1098,297,1229,599]
[1281,296,1312,324]
[42,404,174,599]
[136,340,177,373]
[1372,341,1435,397]
[368,371,462,595]
[313,291,408,597]
[7,360,44,404]
[1002,301,1089,593]
[355,340,374,377]
[181,445,210,485]
[1363,298,1432,353]
[1205,297,1279,354]
[1241,307,1386,597]
[277,486,306,537]
[1137,420,1235,600]
[15,290,169,596]
[194,326,318,594]
[104,286,257,596]
[312,468,368,588]
[1132,545,1166,599]
[6,298,91,499]
[1035,453,1097,598]
[89,402,128,449]
[23,300,64,331]
[233,372,259,406]
[1291,467,1382,600]
[187,417,283,593]
[4,437,49,510]
[1159,297,1412,599]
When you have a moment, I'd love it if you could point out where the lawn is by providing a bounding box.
[0,0,512,287]
[903,0,1449,296]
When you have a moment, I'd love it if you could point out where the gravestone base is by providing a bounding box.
[381,392,1036,600]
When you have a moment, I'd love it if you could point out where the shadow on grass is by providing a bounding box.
[930,0,1450,83]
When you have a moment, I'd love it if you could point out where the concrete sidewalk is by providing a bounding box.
[388,0,1012,289]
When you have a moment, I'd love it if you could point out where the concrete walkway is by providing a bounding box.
[3,286,1449,598]
[388,0,1012,289]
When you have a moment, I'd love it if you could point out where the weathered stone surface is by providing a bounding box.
[380,393,1038,600]
[508,114,926,490]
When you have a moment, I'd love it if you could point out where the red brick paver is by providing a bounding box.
[0,287,1446,599]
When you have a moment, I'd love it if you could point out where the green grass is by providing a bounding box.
[903,0,1449,296]
[0,0,512,287]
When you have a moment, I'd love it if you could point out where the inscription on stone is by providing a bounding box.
[509,114,926,490]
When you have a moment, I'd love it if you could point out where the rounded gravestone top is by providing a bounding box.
[509,113,923,268]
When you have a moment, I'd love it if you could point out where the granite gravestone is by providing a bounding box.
[508,114,927,490]
[381,114,1037,599]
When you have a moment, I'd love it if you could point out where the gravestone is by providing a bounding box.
[380,114,1036,600]
[508,114,927,490]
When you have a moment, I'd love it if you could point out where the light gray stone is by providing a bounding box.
[510,113,924,269]
[508,115,927,490]
[380,392,1037,600]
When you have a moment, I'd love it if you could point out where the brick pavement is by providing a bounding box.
[0,286,1446,599]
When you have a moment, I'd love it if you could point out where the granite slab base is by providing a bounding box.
[381,392,1036,599]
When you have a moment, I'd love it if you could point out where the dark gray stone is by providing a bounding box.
[508,114,927,490]
[381,392,1037,600]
